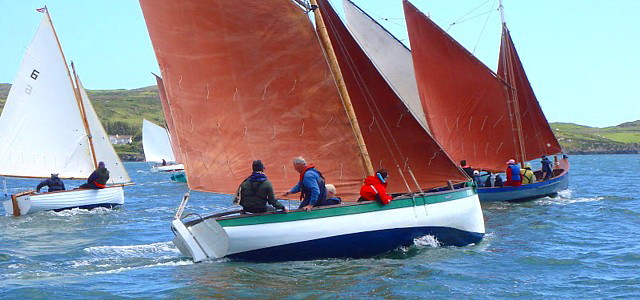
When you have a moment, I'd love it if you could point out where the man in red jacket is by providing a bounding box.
[358,169,393,205]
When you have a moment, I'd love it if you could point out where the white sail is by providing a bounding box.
[77,78,131,184]
[0,14,95,179]
[342,0,429,132]
[142,119,176,163]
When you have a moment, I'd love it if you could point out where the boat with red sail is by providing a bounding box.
[139,0,484,262]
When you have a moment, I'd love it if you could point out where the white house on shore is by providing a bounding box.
[109,134,133,145]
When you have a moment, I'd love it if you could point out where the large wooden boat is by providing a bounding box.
[140,0,485,262]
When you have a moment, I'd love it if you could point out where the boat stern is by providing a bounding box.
[171,218,229,262]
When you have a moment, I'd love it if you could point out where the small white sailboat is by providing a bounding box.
[142,119,184,172]
[1,9,131,216]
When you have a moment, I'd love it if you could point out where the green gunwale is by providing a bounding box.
[211,187,476,227]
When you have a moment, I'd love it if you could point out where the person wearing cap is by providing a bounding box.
[520,163,536,185]
[234,160,287,214]
[472,170,483,187]
[358,169,393,204]
[79,161,110,189]
[540,156,554,180]
[36,173,66,193]
[504,159,522,187]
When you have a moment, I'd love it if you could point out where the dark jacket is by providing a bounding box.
[88,167,110,186]
[36,177,65,192]
[541,158,553,173]
[359,176,392,205]
[237,172,284,213]
[462,166,474,178]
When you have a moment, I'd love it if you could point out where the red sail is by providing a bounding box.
[498,26,562,160]
[404,0,522,172]
[139,0,367,198]
[317,0,468,191]
[154,74,183,163]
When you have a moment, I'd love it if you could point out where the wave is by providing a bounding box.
[42,207,115,217]
[83,241,180,257]
[86,260,193,275]
[413,234,441,248]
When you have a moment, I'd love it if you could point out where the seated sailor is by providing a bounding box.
[235,160,287,214]
[358,169,393,205]
[36,173,66,193]
[79,161,110,189]
[520,163,536,185]
[505,159,522,187]
[321,184,341,206]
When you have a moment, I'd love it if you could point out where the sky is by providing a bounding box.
[0,0,638,128]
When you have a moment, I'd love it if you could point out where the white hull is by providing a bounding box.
[173,188,484,262]
[151,164,184,172]
[3,186,124,216]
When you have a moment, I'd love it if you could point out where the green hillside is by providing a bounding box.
[1,83,638,156]
[550,122,639,154]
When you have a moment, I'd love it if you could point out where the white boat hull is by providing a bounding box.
[151,164,184,172]
[173,188,484,262]
[3,186,124,216]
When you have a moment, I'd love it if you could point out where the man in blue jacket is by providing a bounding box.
[36,173,65,193]
[541,156,554,180]
[282,157,327,212]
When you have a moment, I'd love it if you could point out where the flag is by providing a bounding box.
[36,7,47,13]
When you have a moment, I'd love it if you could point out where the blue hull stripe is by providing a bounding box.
[227,226,484,262]
[51,203,122,212]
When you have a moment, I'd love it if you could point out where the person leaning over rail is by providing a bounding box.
[281,157,327,212]
[36,173,65,193]
[234,160,287,214]
[358,169,393,205]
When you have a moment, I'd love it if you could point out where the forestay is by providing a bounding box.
[142,119,176,163]
[0,14,94,179]
[77,77,131,184]
[342,0,428,132]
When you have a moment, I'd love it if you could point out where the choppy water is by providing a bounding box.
[1,155,639,298]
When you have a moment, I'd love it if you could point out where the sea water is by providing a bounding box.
[1,155,638,298]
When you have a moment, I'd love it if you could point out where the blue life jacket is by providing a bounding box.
[508,165,521,181]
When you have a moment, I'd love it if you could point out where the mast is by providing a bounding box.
[71,62,99,169]
[498,0,527,166]
[310,0,374,175]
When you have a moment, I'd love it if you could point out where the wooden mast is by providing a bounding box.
[45,8,98,169]
[498,0,527,167]
[309,0,375,176]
